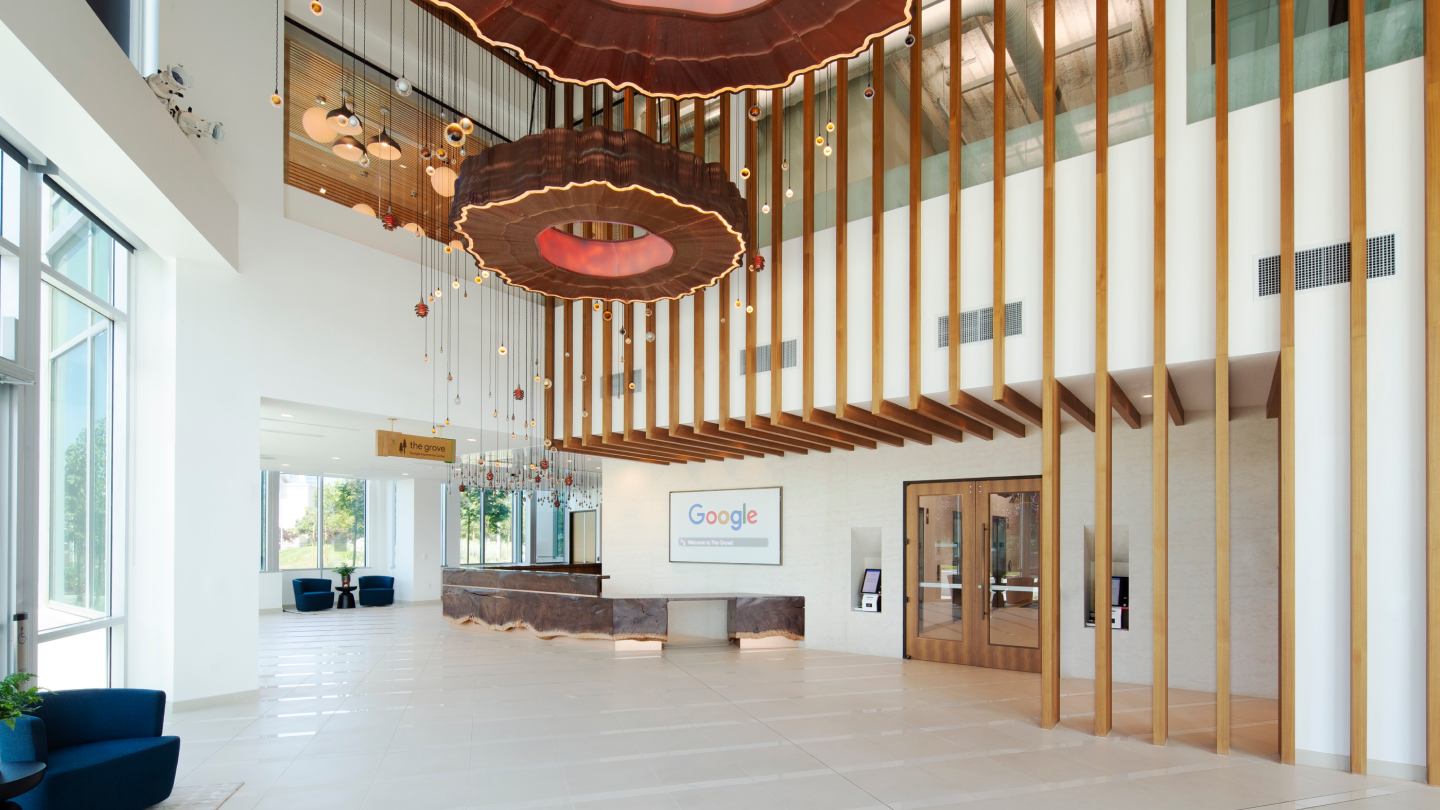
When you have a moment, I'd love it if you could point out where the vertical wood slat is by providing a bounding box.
[1216,0,1233,758]
[583,85,595,242]
[564,301,574,443]
[582,303,593,442]
[645,94,659,439]
[624,304,635,438]
[909,2,922,409]
[604,85,615,243]
[603,300,613,442]
[771,86,785,422]
[1279,0,1297,766]
[746,90,759,428]
[992,4,1007,403]
[670,297,681,434]
[1152,0,1169,748]
[1094,0,1113,739]
[804,74,817,418]
[837,61,851,411]
[546,297,556,445]
[1426,0,1440,786]
[1039,0,1061,731]
[719,94,733,425]
[696,97,708,431]
[948,0,962,407]
[1348,0,1368,774]
[872,38,886,415]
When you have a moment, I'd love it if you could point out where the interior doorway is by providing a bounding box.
[904,478,1041,672]
[569,510,597,564]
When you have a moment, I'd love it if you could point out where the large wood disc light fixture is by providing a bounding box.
[426,0,911,98]
[451,127,749,302]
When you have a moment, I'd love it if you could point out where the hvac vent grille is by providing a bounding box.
[1257,233,1396,297]
[938,302,1023,348]
[739,339,798,373]
[609,369,642,397]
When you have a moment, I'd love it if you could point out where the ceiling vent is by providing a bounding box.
[939,302,1023,348]
[1258,233,1395,297]
[739,339,797,373]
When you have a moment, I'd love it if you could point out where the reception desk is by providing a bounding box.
[441,566,804,644]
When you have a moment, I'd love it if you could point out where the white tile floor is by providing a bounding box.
[164,605,1440,810]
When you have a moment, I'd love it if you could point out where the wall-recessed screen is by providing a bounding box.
[669,487,782,565]
[861,569,881,594]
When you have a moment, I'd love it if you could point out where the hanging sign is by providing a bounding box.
[375,430,455,463]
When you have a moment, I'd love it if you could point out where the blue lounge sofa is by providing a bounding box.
[292,578,335,611]
[358,575,394,607]
[0,688,179,810]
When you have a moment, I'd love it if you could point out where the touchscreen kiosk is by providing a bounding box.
[859,568,881,612]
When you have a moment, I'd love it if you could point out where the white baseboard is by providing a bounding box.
[1296,749,1427,783]
[397,599,440,606]
[171,689,260,714]
[259,608,282,615]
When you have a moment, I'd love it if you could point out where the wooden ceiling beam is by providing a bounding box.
[696,422,804,455]
[722,418,833,453]
[916,396,995,440]
[952,390,1027,438]
[773,412,874,450]
[835,403,934,445]
[804,409,905,448]
[997,385,1044,428]
[877,400,963,443]
[1166,369,1187,426]
[1110,374,1142,429]
[1059,383,1097,432]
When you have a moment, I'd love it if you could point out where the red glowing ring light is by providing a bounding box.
[451,127,748,302]
[424,0,911,100]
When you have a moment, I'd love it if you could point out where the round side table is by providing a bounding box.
[336,585,357,609]
[0,760,44,810]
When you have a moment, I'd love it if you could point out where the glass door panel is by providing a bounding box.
[917,495,963,642]
[987,490,1041,649]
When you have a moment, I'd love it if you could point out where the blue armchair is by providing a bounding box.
[0,689,179,810]
[358,575,394,607]
[292,578,334,611]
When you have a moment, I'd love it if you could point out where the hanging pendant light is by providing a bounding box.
[331,135,365,161]
[366,129,402,160]
[430,166,458,197]
[326,102,362,135]
[352,203,376,217]
[302,105,336,143]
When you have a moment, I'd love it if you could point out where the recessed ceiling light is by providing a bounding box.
[467,438,476,442]
[402,473,408,476]
[319,187,327,194]
[332,456,340,460]
[282,463,290,467]
[1142,394,1152,398]
[281,413,294,417]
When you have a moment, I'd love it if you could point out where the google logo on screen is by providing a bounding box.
[688,503,758,531]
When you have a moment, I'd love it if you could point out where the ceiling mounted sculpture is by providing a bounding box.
[427,0,912,99]
[451,126,748,302]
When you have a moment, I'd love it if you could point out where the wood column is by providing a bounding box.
[1216,0,1233,757]
[1348,0,1368,774]
[602,300,613,442]
[992,0,1007,403]
[1039,0,1061,730]
[837,61,851,412]
[1427,0,1440,785]
[804,74,816,419]
[872,38,886,415]
[719,94,733,426]
[1094,0,1113,738]
[582,303,593,442]
[771,87,784,423]
[695,98,708,432]
[1279,0,1297,766]
[908,3,922,409]
[564,301,574,443]
[747,89,759,428]
[1152,0,1169,747]
[948,0,962,407]
[545,298,556,445]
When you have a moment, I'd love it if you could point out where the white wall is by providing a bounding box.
[392,479,443,604]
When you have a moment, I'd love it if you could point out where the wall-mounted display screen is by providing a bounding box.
[669,487,782,565]
[861,569,881,594]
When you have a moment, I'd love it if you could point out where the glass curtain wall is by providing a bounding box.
[274,473,367,569]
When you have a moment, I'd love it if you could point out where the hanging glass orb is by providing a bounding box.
[445,123,465,146]
[475,275,483,283]
[827,120,835,133]
[452,279,460,289]
[824,144,833,157]
[785,187,794,199]
[459,117,475,134]
[761,203,770,214]
[543,378,553,388]
[781,159,788,171]
[864,85,875,100]
[645,331,655,342]
[746,305,754,313]
[270,93,283,108]
[482,270,490,278]
[498,344,508,355]
[425,165,436,176]
[581,410,588,418]
[395,76,411,96]
[747,104,761,120]
[904,32,916,47]
[815,135,824,146]
[309,1,323,14]
[435,146,448,160]
[593,300,602,310]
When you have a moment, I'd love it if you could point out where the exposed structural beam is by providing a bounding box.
[1059,384,1096,432]
[1267,357,1281,419]
[999,386,1043,427]
[1279,0,1298,765]
[1167,371,1187,426]
[1039,0,1060,731]
[1427,0,1440,785]
[1110,375,1141,430]
[1094,0,1113,738]
[1348,0,1368,774]
[1152,0,1169,747]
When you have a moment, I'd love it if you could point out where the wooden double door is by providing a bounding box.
[904,478,1042,672]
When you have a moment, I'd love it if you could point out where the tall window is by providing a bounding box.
[484,490,514,564]
[458,487,484,565]
[274,473,367,569]
[37,176,128,691]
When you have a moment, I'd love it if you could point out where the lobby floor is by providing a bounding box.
[165,605,1440,810]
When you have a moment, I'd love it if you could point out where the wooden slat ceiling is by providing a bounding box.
[283,33,492,244]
